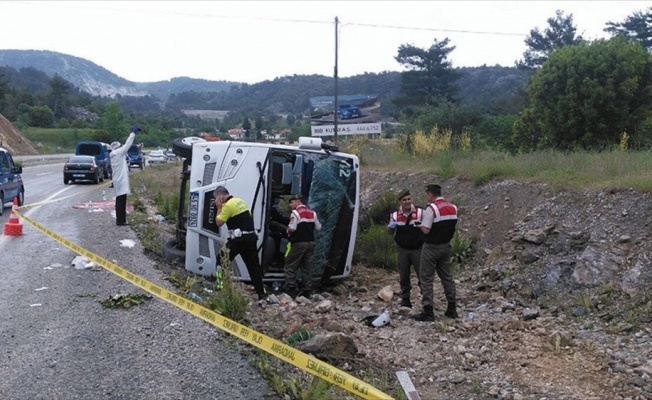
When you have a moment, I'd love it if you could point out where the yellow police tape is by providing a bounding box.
[13,210,395,400]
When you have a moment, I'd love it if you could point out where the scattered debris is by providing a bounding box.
[119,239,136,248]
[361,310,391,327]
[377,285,394,302]
[71,255,99,270]
[100,292,152,309]
[283,326,316,345]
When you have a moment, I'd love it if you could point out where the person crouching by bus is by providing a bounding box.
[213,186,267,300]
[283,195,322,298]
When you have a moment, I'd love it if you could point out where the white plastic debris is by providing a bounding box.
[119,239,136,248]
[70,256,98,270]
[71,255,92,269]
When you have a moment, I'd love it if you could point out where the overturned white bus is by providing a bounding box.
[165,137,360,287]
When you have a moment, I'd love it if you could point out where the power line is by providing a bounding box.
[11,1,526,37]
[344,22,526,37]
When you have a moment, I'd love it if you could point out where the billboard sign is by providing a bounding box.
[309,94,381,136]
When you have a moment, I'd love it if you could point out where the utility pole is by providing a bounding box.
[333,16,339,144]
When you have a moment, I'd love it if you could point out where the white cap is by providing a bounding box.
[371,310,390,327]
[110,141,121,150]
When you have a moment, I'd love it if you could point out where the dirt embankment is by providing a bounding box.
[247,170,652,400]
[0,114,38,155]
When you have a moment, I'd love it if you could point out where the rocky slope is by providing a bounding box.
[245,171,652,400]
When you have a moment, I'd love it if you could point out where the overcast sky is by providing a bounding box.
[0,1,648,84]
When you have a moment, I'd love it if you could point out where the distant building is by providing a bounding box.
[227,128,245,140]
[200,131,221,142]
[278,128,291,139]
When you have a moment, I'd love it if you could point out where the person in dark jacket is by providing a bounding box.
[213,186,266,300]
[283,194,322,297]
[386,189,424,308]
[413,184,459,321]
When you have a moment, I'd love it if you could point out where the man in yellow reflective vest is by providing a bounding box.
[213,186,266,300]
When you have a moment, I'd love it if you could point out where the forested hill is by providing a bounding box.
[164,66,529,117]
[0,49,529,116]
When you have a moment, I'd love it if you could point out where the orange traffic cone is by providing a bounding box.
[3,197,23,236]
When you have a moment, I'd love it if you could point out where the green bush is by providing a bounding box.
[450,230,474,268]
[360,191,398,230]
[355,223,397,270]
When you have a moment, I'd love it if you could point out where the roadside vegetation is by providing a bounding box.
[125,133,652,399]
[341,132,652,192]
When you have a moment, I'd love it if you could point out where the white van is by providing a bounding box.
[165,137,360,287]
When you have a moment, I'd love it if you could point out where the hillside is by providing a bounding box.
[0,50,237,99]
[0,114,38,155]
[0,50,528,116]
[244,170,652,399]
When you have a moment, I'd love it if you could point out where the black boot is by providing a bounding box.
[412,305,434,321]
[400,298,412,308]
[444,302,458,319]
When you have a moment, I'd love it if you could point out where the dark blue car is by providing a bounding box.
[0,147,24,215]
[128,144,144,170]
[336,104,361,120]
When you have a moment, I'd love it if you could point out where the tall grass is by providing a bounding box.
[340,136,652,191]
[129,163,181,254]
[130,163,182,223]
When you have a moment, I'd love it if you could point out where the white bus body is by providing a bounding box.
[183,137,360,285]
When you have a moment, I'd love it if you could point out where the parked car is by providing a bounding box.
[0,146,25,215]
[148,150,167,164]
[127,144,145,170]
[63,155,105,185]
[163,149,178,162]
[336,104,361,120]
[75,141,111,179]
